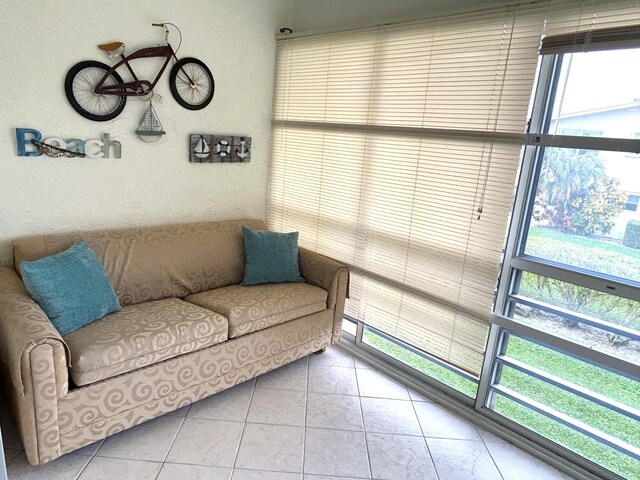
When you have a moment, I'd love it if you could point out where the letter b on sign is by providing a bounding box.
[16,128,42,156]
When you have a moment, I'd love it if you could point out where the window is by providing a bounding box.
[624,194,640,212]
[341,317,357,338]
[489,24,640,480]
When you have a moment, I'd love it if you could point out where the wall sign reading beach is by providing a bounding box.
[189,134,251,163]
[16,128,122,159]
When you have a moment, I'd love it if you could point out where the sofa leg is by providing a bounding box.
[313,347,327,354]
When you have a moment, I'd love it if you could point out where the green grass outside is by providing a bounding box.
[526,226,640,282]
[362,330,478,397]
[505,337,639,409]
[500,337,640,480]
[518,271,640,329]
[521,226,640,331]
[363,330,639,480]
[528,225,640,260]
[494,396,640,480]
[512,228,639,478]
[500,367,638,446]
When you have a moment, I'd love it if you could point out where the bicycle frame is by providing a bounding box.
[95,43,189,96]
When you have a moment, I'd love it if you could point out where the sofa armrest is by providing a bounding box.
[298,248,349,344]
[0,265,68,398]
[299,248,349,307]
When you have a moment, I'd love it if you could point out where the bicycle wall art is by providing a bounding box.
[190,135,252,163]
[64,23,213,122]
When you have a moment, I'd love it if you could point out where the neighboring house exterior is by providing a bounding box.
[550,101,640,240]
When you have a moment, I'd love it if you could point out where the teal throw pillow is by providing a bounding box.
[20,240,121,336]
[242,226,305,285]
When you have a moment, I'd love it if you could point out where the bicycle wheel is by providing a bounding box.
[65,60,126,121]
[169,58,214,110]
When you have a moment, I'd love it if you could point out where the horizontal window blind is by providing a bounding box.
[268,1,640,377]
[541,1,640,54]
[541,25,640,54]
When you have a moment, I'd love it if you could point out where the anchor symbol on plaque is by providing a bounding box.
[135,98,165,143]
[235,137,250,162]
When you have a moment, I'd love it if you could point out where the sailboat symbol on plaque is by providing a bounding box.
[135,101,166,142]
[193,135,211,160]
[189,134,213,162]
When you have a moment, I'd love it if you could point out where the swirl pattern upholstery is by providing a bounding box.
[13,219,268,307]
[186,283,327,338]
[298,248,349,344]
[64,299,229,386]
[58,311,332,445]
[0,219,349,466]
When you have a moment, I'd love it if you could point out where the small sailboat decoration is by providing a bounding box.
[136,100,165,142]
[193,135,211,160]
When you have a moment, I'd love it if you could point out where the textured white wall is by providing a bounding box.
[289,0,514,33]
[0,0,291,264]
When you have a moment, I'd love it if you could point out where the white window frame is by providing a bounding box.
[476,51,640,479]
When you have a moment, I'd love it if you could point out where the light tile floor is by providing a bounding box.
[1,346,575,480]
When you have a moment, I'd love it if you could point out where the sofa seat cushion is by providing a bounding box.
[64,298,228,386]
[185,283,327,338]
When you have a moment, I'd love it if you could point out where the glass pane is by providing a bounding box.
[493,394,640,480]
[518,272,640,327]
[512,272,640,365]
[355,274,488,377]
[504,335,639,410]
[499,365,639,448]
[524,146,640,282]
[362,329,478,398]
[549,49,640,140]
[491,334,640,480]
[513,304,640,365]
[342,318,357,337]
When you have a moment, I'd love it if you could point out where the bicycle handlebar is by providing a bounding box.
[152,23,170,43]
[152,22,175,46]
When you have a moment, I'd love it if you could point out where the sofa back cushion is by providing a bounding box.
[13,219,267,306]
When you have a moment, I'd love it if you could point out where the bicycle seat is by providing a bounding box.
[98,42,124,53]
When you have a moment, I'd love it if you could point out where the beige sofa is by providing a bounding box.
[0,219,349,465]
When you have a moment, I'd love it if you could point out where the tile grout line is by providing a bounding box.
[73,438,105,480]
[231,377,257,472]
[477,427,507,480]
[154,404,192,480]
[168,415,412,435]
[411,399,442,480]
[231,464,369,479]
[470,408,499,467]
[353,363,374,480]
[4,447,21,468]
[302,354,310,477]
